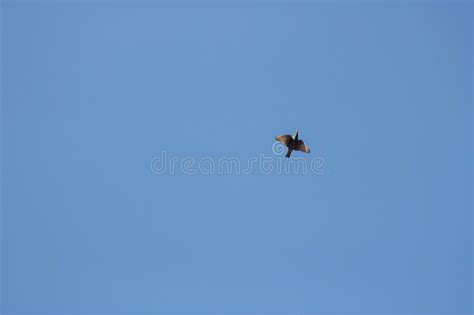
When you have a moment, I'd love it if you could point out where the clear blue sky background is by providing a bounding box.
[2,1,472,314]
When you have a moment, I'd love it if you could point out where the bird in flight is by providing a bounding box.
[275,130,311,158]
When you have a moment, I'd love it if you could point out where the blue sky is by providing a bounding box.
[2,1,472,313]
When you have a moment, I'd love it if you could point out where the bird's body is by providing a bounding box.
[275,130,311,158]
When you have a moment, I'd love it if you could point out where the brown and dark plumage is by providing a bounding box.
[275,130,311,158]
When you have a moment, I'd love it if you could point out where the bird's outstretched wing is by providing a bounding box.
[275,135,292,146]
[295,140,311,153]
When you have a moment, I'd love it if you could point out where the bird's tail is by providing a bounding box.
[285,149,293,158]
